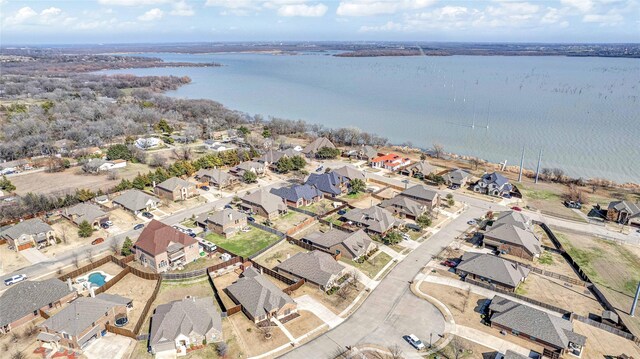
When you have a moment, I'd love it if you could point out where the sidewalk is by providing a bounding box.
[295,295,343,328]
[451,325,530,356]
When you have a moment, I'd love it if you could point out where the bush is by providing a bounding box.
[315,146,340,159]
[121,237,133,256]
[78,220,94,238]
[106,144,132,161]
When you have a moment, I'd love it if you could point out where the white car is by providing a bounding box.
[4,274,27,286]
[405,334,425,350]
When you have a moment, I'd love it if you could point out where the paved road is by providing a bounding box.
[281,206,485,359]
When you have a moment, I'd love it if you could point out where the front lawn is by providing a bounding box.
[180,219,197,228]
[205,228,281,258]
[341,251,393,278]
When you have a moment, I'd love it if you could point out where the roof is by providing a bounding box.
[348,145,378,159]
[258,149,300,164]
[1,218,53,240]
[156,177,195,192]
[232,161,265,174]
[480,172,512,190]
[195,169,233,186]
[343,206,400,234]
[270,184,323,203]
[305,172,343,196]
[241,190,287,214]
[444,169,472,184]
[371,153,404,164]
[303,229,373,258]
[490,296,586,348]
[333,165,366,182]
[40,294,130,337]
[608,200,640,216]
[0,279,74,327]
[226,267,295,319]
[484,223,541,257]
[493,211,531,230]
[276,251,345,287]
[303,137,335,154]
[63,203,107,225]
[380,196,426,217]
[134,220,197,256]
[400,185,439,203]
[112,189,159,212]
[457,252,530,288]
[150,297,222,348]
[504,350,530,359]
[406,160,437,176]
[197,208,247,227]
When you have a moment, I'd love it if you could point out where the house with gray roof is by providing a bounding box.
[240,190,287,220]
[150,297,222,356]
[230,161,266,178]
[342,206,401,235]
[302,137,336,158]
[399,184,441,210]
[302,229,376,260]
[195,168,237,189]
[196,209,247,238]
[607,200,640,226]
[305,172,347,197]
[0,279,77,333]
[474,172,513,197]
[62,203,109,228]
[345,145,378,161]
[380,196,428,220]
[276,251,346,290]
[503,350,530,359]
[270,184,323,208]
[333,165,367,182]
[484,218,541,261]
[226,267,297,323]
[1,218,56,252]
[400,160,437,179]
[456,252,530,291]
[493,210,532,230]
[37,293,131,350]
[257,149,302,170]
[443,168,472,188]
[489,296,586,357]
[154,177,198,201]
[112,189,160,214]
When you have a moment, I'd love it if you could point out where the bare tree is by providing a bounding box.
[109,239,120,255]
[11,351,26,359]
[432,143,445,159]
[447,336,468,359]
[388,344,403,359]
[461,287,471,313]
[86,248,94,263]
[349,269,361,289]
[149,153,165,168]
[59,225,68,244]
[469,157,483,170]
[172,146,193,161]
[107,170,119,180]
[71,252,80,268]
[336,284,351,301]
[258,323,273,340]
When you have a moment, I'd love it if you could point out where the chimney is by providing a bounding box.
[228,212,232,221]
[67,278,73,292]
[89,286,95,298]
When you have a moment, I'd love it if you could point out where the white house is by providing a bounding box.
[135,137,162,150]
[203,140,235,152]
[99,159,127,171]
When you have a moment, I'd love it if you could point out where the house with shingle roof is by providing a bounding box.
[62,203,109,228]
[489,296,586,357]
[276,251,346,290]
[240,190,287,220]
[302,137,336,158]
[1,218,56,252]
[333,165,367,183]
[196,209,247,238]
[399,184,441,210]
[154,177,198,201]
[342,206,401,235]
[257,148,302,170]
[345,145,378,161]
[474,172,513,197]
[456,252,530,292]
[444,168,473,188]
[270,184,323,208]
[302,229,376,260]
[305,172,347,197]
[150,297,222,356]
[380,196,428,220]
[484,212,541,260]
[134,220,199,273]
[400,160,437,179]
[226,267,297,323]
[37,293,131,350]
[493,210,532,230]
[607,200,640,226]
[230,161,266,178]
[0,279,77,334]
[194,168,237,189]
[112,189,160,214]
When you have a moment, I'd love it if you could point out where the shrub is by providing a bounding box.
[78,220,94,238]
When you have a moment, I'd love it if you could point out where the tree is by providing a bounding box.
[78,220,94,238]
[290,155,306,171]
[416,214,432,228]
[384,230,403,245]
[242,170,258,183]
[121,237,133,256]
[216,342,228,358]
[0,175,16,192]
[262,128,271,138]
[349,178,366,194]
[469,157,482,170]
[275,157,294,173]
[155,119,173,134]
[106,144,133,161]
[316,146,340,159]
[75,188,96,202]
[109,238,120,254]
[446,193,455,206]
[432,143,445,159]
[237,126,250,136]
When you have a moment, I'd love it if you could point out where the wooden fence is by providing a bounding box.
[224,304,242,317]
[249,260,296,285]
[287,205,318,218]
[284,279,305,295]
[572,314,638,342]
[105,323,137,340]
[58,255,112,282]
[286,236,315,251]
[503,257,587,287]
[95,266,131,295]
[162,268,208,281]
[133,277,163,335]
[285,216,317,236]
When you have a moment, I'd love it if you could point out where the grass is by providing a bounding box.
[555,232,603,281]
[172,256,216,273]
[341,252,393,278]
[181,219,198,228]
[520,184,560,201]
[205,228,281,258]
[344,192,365,200]
[538,251,554,265]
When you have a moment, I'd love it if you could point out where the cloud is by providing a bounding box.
[170,1,195,16]
[205,0,259,9]
[583,11,624,24]
[277,3,328,17]
[337,0,436,16]
[5,7,38,26]
[560,0,594,13]
[97,0,169,5]
[138,8,163,21]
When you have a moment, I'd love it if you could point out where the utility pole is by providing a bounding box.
[631,282,640,317]
[534,149,542,184]
[518,146,525,182]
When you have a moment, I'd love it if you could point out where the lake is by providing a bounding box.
[101,52,640,183]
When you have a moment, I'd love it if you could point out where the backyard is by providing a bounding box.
[340,251,393,279]
[252,240,309,269]
[205,227,281,258]
[271,210,313,233]
[298,198,337,215]
[102,274,158,331]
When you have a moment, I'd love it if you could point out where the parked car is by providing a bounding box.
[404,334,425,350]
[100,223,109,229]
[134,224,145,230]
[564,200,582,209]
[405,223,421,232]
[441,259,458,268]
[510,206,522,212]
[224,204,233,209]
[91,237,105,245]
[337,209,347,215]
[4,274,27,286]
[247,216,255,222]
[467,220,477,225]
[105,220,113,226]
[142,212,154,219]
[188,232,196,238]
[201,186,210,191]
[241,227,251,232]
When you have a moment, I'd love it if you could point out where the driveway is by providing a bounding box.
[83,333,135,359]
[20,248,49,264]
[295,295,343,329]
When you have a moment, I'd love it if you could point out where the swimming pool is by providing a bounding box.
[87,272,107,287]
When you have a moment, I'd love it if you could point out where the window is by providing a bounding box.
[512,330,520,336]
[33,310,38,316]
[105,312,108,316]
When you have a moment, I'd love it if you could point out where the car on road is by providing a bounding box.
[564,200,582,209]
[201,186,210,191]
[134,224,145,230]
[404,334,425,350]
[91,237,105,245]
[142,212,154,219]
[467,220,477,225]
[4,274,27,286]
[510,206,522,212]
[247,216,255,222]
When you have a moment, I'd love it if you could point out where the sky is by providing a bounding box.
[1,0,639,44]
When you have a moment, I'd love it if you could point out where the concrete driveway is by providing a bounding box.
[20,247,49,264]
[83,333,135,359]
[295,295,343,329]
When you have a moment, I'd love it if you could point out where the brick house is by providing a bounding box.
[483,211,541,260]
[62,203,109,228]
[154,177,198,201]
[607,200,640,226]
[456,252,530,292]
[276,251,346,290]
[196,209,247,238]
[301,229,376,261]
[134,220,199,273]
[240,190,288,220]
[270,184,323,208]
[1,218,56,251]
[398,185,441,211]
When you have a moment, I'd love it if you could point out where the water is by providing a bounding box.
[87,272,106,287]
[100,52,640,183]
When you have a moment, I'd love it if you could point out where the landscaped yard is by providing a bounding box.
[341,251,393,278]
[180,219,198,228]
[205,228,281,258]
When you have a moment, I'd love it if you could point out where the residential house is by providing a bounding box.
[154,177,198,201]
[1,218,56,251]
[240,190,287,219]
[345,145,378,161]
[489,296,586,358]
[398,185,441,210]
[204,140,235,153]
[342,206,402,235]
[301,229,376,261]
[270,184,323,208]
[150,297,223,356]
[456,252,530,292]
[257,148,301,170]
[370,153,411,171]
[0,279,77,334]
[194,168,237,189]
[135,137,161,149]
[230,161,266,178]
[196,209,247,238]
[607,200,640,226]
[226,267,298,323]
[380,196,428,220]
[503,350,530,359]
[134,220,199,273]
[491,210,533,230]
[443,169,472,188]
[474,172,513,197]
[83,159,127,173]
[484,211,541,260]
[112,189,160,214]
[302,137,336,158]
[305,172,347,197]
[62,203,109,228]
[276,251,346,290]
[333,165,367,183]
[400,160,437,179]
[37,294,131,351]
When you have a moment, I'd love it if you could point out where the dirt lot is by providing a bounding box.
[427,335,496,359]
[252,240,309,269]
[345,193,381,209]
[291,282,362,315]
[103,273,157,330]
[283,310,325,339]
[0,317,44,358]
[226,313,290,357]
[0,243,31,275]
[213,271,241,310]
[515,274,603,316]
[572,320,640,358]
[500,250,580,281]
[271,211,313,233]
